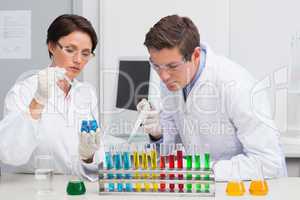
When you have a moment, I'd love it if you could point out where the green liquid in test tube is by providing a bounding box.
[204,144,211,193]
[186,155,192,192]
[194,152,201,192]
[185,144,193,193]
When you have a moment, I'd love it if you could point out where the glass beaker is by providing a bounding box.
[249,158,268,196]
[226,159,245,196]
[66,155,86,195]
[34,155,54,195]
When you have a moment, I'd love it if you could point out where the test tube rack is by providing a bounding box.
[98,164,215,196]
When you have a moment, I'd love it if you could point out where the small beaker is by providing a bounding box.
[226,159,245,196]
[66,155,86,195]
[249,158,268,196]
[34,155,54,195]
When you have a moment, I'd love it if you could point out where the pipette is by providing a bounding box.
[128,99,151,143]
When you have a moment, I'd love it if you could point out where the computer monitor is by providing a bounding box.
[116,59,151,110]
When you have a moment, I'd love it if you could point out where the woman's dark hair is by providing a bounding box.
[46,14,98,57]
[144,15,200,61]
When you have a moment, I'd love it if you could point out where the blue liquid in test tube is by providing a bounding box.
[105,151,115,192]
[123,150,133,192]
[114,148,123,192]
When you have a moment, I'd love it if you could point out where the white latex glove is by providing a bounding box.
[136,99,162,138]
[79,130,101,161]
[34,67,67,105]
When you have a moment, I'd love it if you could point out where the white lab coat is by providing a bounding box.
[159,44,287,181]
[0,72,103,181]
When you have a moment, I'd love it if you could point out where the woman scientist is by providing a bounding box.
[0,14,102,181]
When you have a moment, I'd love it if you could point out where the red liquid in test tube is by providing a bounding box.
[177,150,183,168]
[160,144,166,192]
[169,154,175,192]
[169,144,175,192]
[176,144,184,192]
[160,155,166,192]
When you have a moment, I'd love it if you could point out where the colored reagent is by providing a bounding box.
[114,153,123,192]
[123,151,133,192]
[177,149,184,192]
[204,152,211,192]
[150,145,158,192]
[194,154,201,192]
[186,155,193,192]
[249,180,268,196]
[105,152,114,192]
[159,155,166,192]
[226,181,246,196]
[66,180,86,195]
[133,150,141,192]
[168,153,175,192]
[142,148,150,192]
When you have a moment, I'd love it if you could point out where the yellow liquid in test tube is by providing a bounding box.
[150,149,158,192]
[142,151,150,191]
[133,151,142,192]
[226,181,246,196]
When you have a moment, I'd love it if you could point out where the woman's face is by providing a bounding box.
[48,31,93,80]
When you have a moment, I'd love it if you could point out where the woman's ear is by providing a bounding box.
[47,42,56,55]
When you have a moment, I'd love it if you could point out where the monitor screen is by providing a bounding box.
[116,60,151,110]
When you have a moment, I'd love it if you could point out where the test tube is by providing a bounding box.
[114,144,123,192]
[185,144,193,192]
[204,144,211,192]
[98,162,105,192]
[176,143,184,192]
[150,143,158,192]
[142,144,150,192]
[194,144,201,193]
[168,144,175,192]
[123,144,133,192]
[105,145,114,192]
[159,144,166,192]
[133,144,141,192]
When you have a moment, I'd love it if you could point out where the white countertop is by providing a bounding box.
[0,174,300,200]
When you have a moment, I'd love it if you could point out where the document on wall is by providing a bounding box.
[0,10,31,59]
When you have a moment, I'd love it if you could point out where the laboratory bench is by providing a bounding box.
[0,173,299,200]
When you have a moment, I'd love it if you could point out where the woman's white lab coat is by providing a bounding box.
[160,45,287,181]
[0,72,103,181]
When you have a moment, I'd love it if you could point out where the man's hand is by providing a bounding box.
[137,99,162,139]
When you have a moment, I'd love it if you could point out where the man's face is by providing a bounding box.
[149,47,199,91]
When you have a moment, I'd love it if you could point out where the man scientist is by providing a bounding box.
[137,15,286,181]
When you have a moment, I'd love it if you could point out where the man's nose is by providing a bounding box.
[159,68,171,82]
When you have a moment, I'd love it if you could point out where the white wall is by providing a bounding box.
[229,0,300,133]
[94,0,300,136]
[98,0,230,136]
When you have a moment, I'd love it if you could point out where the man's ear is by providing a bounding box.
[193,47,201,59]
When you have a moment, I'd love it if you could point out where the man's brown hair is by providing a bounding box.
[144,15,200,61]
